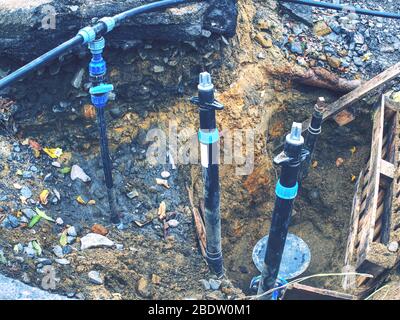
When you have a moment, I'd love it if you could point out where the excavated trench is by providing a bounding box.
[0,0,378,299]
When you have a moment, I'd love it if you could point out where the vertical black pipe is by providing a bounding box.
[191,72,224,277]
[257,122,307,299]
[299,97,326,181]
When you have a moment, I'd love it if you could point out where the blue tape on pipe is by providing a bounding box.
[275,180,298,200]
[198,129,219,144]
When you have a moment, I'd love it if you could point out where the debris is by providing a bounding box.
[209,279,221,290]
[80,233,114,250]
[39,190,50,205]
[311,161,318,168]
[158,201,167,220]
[55,217,64,225]
[43,147,63,159]
[31,240,42,256]
[70,165,91,182]
[67,226,77,237]
[151,274,161,285]
[350,146,357,154]
[156,178,170,189]
[52,245,64,258]
[83,104,96,119]
[53,189,61,201]
[60,231,68,247]
[88,271,103,285]
[91,224,108,236]
[200,279,211,290]
[87,199,96,205]
[76,196,87,205]
[336,157,344,167]
[314,21,332,37]
[59,167,71,174]
[51,161,61,168]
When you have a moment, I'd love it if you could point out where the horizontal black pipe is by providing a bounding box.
[280,0,400,20]
[0,0,192,92]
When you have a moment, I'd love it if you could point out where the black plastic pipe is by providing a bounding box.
[0,0,192,92]
[280,0,400,20]
[191,72,224,278]
[299,97,326,181]
[257,122,307,299]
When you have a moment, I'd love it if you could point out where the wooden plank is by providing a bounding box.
[357,97,385,266]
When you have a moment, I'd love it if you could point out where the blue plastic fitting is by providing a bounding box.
[78,26,96,44]
[198,129,219,144]
[90,84,114,108]
[99,17,116,33]
[88,37,105,54]
[275,180,298,200]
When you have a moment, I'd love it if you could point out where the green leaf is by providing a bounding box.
[59,167,71,174]
[60,231,68,247]
[31,240,42,256]
[28,214,42,228]
[35,208,55,222]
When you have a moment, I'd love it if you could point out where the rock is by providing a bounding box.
[70,165,91,182]
[55,258,70,265]
[91,224,108,236]
[13,243,23,254]
[289,41,303,55]
[88,271,103,285]
[327,56,341,69]
[209,278,221,290]
[52,245,64,258]
[280,2,313,26]
[167,219,179,228]
[55,217,64,225]
[71,68,85,89]
[127,190,139,199]
[80,233,114,250]
[387,241,399,253]
[20,186,32,199]
[21,208,36,219]
[67,226,77,237]
[137,277,151,298]
[109,107,123,119]
[52,161,61,168]
[205,291,224,300]
[153,65,165,73]
[353,57,363,67]
[2,215,20,229]
[200,279,211,290]
[314,21,332,37]
[161,171,170,179]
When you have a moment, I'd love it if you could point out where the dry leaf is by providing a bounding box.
[156,178,170,189]
[351,174,357,182]
[29,139,42,150]
[350,146,356,154]
[76,196,86,205]
[39,190,50,205]
[43,147,63,159]
[91,223,108,236]
[158,201,167,220]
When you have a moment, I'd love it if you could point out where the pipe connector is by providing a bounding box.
[99,17,116,33]
[198,72,214,92]
[286,122,304,146]
[88,37,105,54]
[78,26,96,44]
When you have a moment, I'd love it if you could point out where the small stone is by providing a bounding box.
[289,41,303,55]
[327,56,341,69]
[52,245,64,258]
[80,233,114,250]
[55,217,64,225]
[88,271,103,285]
[314,21,332,37]
[153,65,165,73]
[137,277,151,297]
[55,258,70,265]
[62,245,73,255]
[127,190,139,199]
[115,244,124,250]
[71,68,85,89]
[13,243,24,254]
[21,208,36,219]
[209,279,221,290]
[67,226,77,237]
[52,161,61,168]
[200,279,211,290]
[387,241,399,253]
[91,224,108,236]
[70,165,91,182]
[161,171,170,179]
[167,219,179,228]
[20,186,32,199]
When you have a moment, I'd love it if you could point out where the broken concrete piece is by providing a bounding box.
[70,165,91,183]
[80,233,114,250]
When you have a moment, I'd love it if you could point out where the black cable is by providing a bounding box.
[280,0,400,20]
